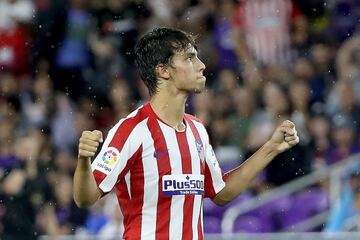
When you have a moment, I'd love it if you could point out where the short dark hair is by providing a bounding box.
[134,27,196,96]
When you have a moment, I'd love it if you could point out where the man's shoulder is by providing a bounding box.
[111,105,149,133]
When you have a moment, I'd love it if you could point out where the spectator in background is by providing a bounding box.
[212,0,238,71]
[343,187,360,231]
[0,169,37,239]
[246,82,286,154]
[292,57,327,104]
[79,193,124,238]
[251,82,312,186]
[0,126,53,239]
[50,93,78,152]
[228,86,256,153]
[233,0,300,67]
[21,72,55,129]
[0,0,35,74]
[329,0,360,42]
[90,0,150,102]
[51,0,94,100]
[290,12,310,59]
[289,79,311,145]
[309,42,335,104]
[308,113,331,171]
[336,81,360,137]
[109,78,135,120]
[325,169,360,232]
[325,115,360,165]
[36,174,88,236]
[335,36,360,104]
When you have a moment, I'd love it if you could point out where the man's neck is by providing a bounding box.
[150,91,188,130]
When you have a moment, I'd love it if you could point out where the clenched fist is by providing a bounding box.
[78,130,103,158]
[270,120,299,153]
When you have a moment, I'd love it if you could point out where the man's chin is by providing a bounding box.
[193,84,206,94]
[194,80,206,93]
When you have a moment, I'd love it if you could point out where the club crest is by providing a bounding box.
[195,139,205,163]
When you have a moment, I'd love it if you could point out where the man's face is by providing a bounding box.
[167,45,206,94]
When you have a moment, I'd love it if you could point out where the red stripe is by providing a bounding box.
[176,129,194,240]
[93,170,106,185]
[147,118,171,239]
[204,162,216,198]
[118,145,144,239]
[116,180,130,228]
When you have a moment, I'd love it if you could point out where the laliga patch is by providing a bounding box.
[162,174,204,196]
[95,147,119,174]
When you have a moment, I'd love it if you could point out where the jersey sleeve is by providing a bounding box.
[91,118,143,194]
[203,136,227,199]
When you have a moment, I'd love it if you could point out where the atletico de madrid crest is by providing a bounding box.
[195,139,205,163]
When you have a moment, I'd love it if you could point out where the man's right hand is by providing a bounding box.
[78,130,103,159]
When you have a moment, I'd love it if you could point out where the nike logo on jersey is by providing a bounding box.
[153,150,168,158]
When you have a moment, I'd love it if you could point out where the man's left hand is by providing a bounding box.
[269,120,299,153]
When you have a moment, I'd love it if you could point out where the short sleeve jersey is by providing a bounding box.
[91,103,226,240]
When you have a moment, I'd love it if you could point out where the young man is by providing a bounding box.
[73,27,299,239]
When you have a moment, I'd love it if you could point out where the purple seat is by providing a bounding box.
[294,187,329,214]
[233,215,272,233]
[203,216,221,233]
[277,188,329,231]
[203,191,252,218]
[203,198,225,218]
[227,191,253,209]
[240,194,291,231]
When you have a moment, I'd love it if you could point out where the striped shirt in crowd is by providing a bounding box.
[234,0,297,66]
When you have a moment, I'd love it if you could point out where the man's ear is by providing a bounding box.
[155,64,170,80]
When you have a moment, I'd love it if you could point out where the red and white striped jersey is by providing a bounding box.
[233,0,293,66]
[91,102,227,240]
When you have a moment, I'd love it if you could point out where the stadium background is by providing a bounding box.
[1,0,360,239]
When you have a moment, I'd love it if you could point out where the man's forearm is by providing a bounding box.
[73,157,102,208]
[212,141,280,205]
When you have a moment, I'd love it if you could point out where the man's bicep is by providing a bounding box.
[203,143,226,199]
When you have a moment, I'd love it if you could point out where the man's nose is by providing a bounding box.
[198,58,206,72]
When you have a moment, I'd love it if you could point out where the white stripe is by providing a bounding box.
[185,121,203,239]
[199,203,204,237]
[124,171,131,199]
[98,118,146,192]
[192,195,202,240]
[141,124,158,240]
[159,121,184,240]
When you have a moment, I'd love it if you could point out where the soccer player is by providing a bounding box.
[73,27,299,239]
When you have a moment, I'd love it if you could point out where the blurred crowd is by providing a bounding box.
[1,0,360,238]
